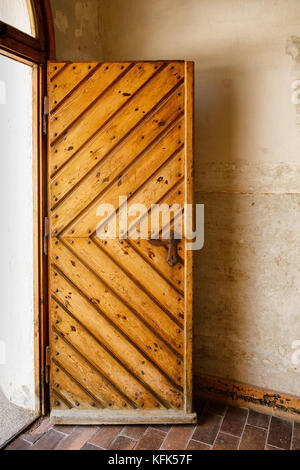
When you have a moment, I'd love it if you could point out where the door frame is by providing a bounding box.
[0,0,55,415]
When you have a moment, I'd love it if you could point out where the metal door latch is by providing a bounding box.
[148,231,180,267]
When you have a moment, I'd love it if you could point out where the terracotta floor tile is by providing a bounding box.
[121,425,148,440]
[161,425,195,450]
[52,425,76,435]
[20,433,43,444]
[221,406,248,437]
[268,417,292,450]
[247,410,271,429]
[88,426,123,449]
[213,432,239,450]
[81,442,103,450]
[192,411,222,445]
[55,426,98,450]
[109,436,136,450]
[6,402,298,452]
[31,429,65,450]
[187,439,211,450]
[292,422,300,450]
[5,437,32,450]
[239,425,267,450]
[150,425,171,433]
[135,428,166,450]
[30,416,52,435]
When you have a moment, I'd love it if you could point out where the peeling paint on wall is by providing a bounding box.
[286,36,300,64]
[54,10,69,34]
[74,1,92,38]
[286,36,300,130]
[50,0,103,61]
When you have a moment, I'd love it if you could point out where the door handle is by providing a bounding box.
[148,231,180,267]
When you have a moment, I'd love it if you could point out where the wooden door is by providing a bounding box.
[47,61,195,424]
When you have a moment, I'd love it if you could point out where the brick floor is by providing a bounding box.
[4,400,299,450]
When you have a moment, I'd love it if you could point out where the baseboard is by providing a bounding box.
[194,375,300,422]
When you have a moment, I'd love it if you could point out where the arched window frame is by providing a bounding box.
[0,0,55,415]
[0,0,55,63]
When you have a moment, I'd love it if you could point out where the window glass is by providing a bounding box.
[0,55,36,422]
[0,0,36,37]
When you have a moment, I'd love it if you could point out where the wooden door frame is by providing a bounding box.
[0,0,55,415]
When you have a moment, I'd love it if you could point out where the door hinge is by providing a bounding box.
[45,346,51,385]
[43,96,49,135]
[43,216,49,256]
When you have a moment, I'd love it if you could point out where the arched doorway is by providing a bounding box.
[0,0,55,62]
[0,0,54,447]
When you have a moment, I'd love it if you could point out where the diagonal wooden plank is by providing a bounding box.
[58,141,183,243]
[69,238,184,338]
[51,390,73,409]
[50,328,134,409]
[50,83,184,209]
[51,238,183,383]
[94,237,184,320]
[128,178,185,237]
[50,267,183,408]
[49,62,134,143]
[48,63,135,171]
[51,301,159,409]
[90,156,185,312]
[56,120,184,236]
[49,62,168,170]
[129,181,185,290]
[48,62,67,81]
[125,152,184,236]
[51,361,100,409]
[131,239,184,291]
[50,66,183,210]
[68,238,183,336]
[48,62,100,112]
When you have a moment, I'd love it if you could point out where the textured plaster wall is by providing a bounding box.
[50,0,300,397]
[50,0,103,61]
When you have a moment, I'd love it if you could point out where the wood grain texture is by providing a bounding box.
[51,410,197,425]
[47,61,195,423]
[184,62,194,414]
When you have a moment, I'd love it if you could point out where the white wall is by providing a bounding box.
[50,0,103,61]
[0,55,35,411]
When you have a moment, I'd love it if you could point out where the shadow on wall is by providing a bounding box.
[193,58,300,391]
[193,65,243,383]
